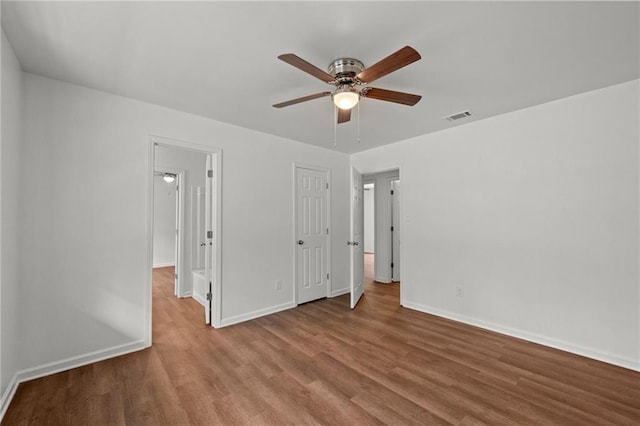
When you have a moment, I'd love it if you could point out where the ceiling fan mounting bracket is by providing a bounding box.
[328,58,365,86]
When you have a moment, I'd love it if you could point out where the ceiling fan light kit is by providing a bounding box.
[273,46,423,128]
[332,86,360,110]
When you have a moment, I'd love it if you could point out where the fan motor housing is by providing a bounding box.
[328,58,365,80]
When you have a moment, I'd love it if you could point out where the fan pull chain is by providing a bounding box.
[357,101,361,144]
[333,106,337,148]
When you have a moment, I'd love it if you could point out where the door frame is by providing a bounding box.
[292,163,332,305]
[146,135,223,347]
[391,179,401,282]
[153,167,185,297]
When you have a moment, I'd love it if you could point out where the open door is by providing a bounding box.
[204,155,213,324]
[391,180,401,282]
[173,174,180,296]
[350,167,364,309]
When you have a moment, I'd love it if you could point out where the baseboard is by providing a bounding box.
[180,291,192,298]
[193,292,206,307]
[402,301,639,372]
[152,262,175,268]
[0,340,147,422]
[330,288,350,297]
[220,301,296,327]
[0,373,19,422]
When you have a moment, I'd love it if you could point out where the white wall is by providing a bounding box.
[363,184,375,253]
[152,174,177,268]
[353,80,640,370]
[17,73,351,375]
[1,29,23,406]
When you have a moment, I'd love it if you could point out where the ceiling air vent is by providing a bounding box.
[444,110,472,122]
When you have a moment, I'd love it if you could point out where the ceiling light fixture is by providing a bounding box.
[332,86,359,110]
[163,173,176,183]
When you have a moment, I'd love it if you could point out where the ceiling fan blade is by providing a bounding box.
[273,92,331,108]
[362,88,422,106]
[356,46,421,84]
[278,54,335,83]
[337,108,351,124]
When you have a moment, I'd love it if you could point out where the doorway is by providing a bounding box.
[362,170,401,285]
[152,168,184,297]
[146,135,222,346]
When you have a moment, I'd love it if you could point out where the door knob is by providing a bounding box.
[298,240,304,245]
[353,241,359,246]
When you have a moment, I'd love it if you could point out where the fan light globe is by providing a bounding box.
[163,174,175,183]
[332,88,359,110]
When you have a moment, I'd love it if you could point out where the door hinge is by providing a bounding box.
[206,292,212,301]
[326,228,329,235]
[391,262,394,269]
[207,230,213,239]
[175,273,178,280]
[327,273,330,280]
[391,226,394,232]
[176,185,179,191]
[326,182,329,189]
[207,170,213,178]
[391,190,394,195]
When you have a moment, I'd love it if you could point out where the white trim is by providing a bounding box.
[398,167,404,306]
[0,340,146,421]
[145,140,155,347]
[374,274,389,283]
[0,373,18,422]
[402,300,640,372]
[293,164,332,305]
[148,135,223,330]
[330,288,350,297]
[220,302,296,327]
[193,292,206,307]
[181,291,193,298]
[152,262,175,268]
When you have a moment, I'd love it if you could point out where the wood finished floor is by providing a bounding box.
[4,254,640,425]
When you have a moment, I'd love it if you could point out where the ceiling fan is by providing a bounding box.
[273,46,422,124]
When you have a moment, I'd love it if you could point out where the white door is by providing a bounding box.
[173,175,181,296]
[196,187,206,269]
[350,167,364,309]
[296,167,328,304]
[204,155,213,324]
[392,180,401,282]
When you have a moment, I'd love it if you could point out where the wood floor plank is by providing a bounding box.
[3,255,640,425]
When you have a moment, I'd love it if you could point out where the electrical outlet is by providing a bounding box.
[275,280,282,291]
[456,286,464,298]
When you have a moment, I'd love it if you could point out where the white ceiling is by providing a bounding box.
[2,1,638,154]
